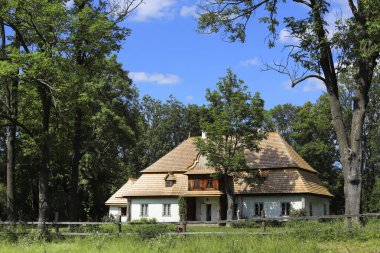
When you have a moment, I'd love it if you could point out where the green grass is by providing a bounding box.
[0,234,380,253]
[0,219,379,253]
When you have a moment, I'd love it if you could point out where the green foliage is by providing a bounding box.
[133,224,171,240]
[195,68,266,175]
[367,179,380,212]
[289,208,307,217]
[178,197,186,221]
[131,217,158,223]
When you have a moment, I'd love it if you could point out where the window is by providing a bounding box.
[121,207,127,216]
[165,180,174,187]
[281,202,291,216]
[163,204,171,216]
[206,179,213,188]
[323,204,327,215]
[255,203,264,216]
[309,203,313,216]
[194,179,201,189]
[140,204,148,217]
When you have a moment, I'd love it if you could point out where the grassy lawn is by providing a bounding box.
[0,234,379,253]
[0,219,379,253]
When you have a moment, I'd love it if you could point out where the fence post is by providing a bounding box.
[348,216,352,233]
[117,215,122,235]
[261,219,267,235]
[54,212,59,235]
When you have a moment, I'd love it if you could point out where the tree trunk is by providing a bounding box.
[5,76,18,221]
[69,108,82,221]
[3,25,19,222]
[224,174,234,225]
[38,88,51,230]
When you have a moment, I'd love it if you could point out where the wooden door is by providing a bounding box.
[206,204,212,221]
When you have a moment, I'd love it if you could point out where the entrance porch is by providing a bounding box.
[185,196,223,222]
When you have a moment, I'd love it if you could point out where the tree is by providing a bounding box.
[0,0,142,224]
[64,0,136,221]
[0,16,20,221]
[195,69,265,222]
[197,0,380,215]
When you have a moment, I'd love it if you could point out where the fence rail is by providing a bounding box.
[0,213,379,236]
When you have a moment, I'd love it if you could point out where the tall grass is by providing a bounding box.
[0,218,379,253]
[1,234,380,253]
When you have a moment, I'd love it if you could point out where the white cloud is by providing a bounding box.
[130,0,176,21]
[186,95,193,100]
[281,80,294,91]
[180,5,197,17]
[240,57,260,67]
[129,72,180,85]
[301,78,325,92]
[279,29,300,44]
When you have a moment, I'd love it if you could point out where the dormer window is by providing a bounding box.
[165,173,176,187]
[165,180,175,187]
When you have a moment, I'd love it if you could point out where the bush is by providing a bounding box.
[289,209,307,217]
[231,220,261,228]
[134,224,171,240]
[131,217,157,223]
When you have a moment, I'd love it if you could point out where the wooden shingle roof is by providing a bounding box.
[123,173,188,197]
[233,169,333,197]
[141,132,317,174]
[245,132,317,173]
[141,138,198,173]
[105,178,137,205]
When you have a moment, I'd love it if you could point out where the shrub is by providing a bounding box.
[134,224,171,240]
[231,220,261,228]
[289,209,306,217]
[131,217,157,223]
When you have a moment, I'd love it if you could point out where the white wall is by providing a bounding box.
[305,195,330,216]
[130,198,180,222]
[237,195,330,218]
[108,206,128,222]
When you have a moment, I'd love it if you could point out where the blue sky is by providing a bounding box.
[117,0,350,109]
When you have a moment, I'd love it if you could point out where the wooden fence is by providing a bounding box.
[0,213,379,236]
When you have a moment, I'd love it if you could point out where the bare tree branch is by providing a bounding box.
[291,74,326,87]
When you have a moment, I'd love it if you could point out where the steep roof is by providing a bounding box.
[142,132,317,174]
[245,132,317,173]
[141,138,198,173]
[233,169,333,197]
[105,178,137,205]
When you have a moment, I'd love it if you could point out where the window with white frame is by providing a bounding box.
[255,202,264,216]
[140,204,148,217]
[281,202,291,216]
[163,204,171,216]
